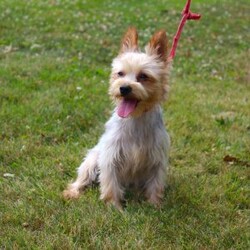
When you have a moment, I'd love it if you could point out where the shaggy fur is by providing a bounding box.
[63,27,171,209]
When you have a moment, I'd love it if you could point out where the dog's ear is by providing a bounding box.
[146,30,168,61]
[120,27,138,53]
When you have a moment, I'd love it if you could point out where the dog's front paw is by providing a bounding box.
[109,199,124,212]
[63,184,80,200]
[147,196,162,208]
[146,188,164,208]
[101,194,123,211]
[103,199,123,212]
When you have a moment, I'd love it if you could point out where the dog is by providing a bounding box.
[63,27,171,210]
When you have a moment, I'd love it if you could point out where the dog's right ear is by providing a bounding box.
[120,27,138,53]
[145,30,168,62]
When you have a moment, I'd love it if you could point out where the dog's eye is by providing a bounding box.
[117,71,125,77]
[137,73,148,81]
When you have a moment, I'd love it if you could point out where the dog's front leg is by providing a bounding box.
[144,163,167,207]
[99,162,124,210]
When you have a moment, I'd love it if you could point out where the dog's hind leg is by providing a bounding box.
[63,147,99,199]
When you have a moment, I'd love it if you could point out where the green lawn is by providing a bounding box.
[0,0,249,249]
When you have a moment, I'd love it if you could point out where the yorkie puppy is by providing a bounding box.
[63,27,171,209]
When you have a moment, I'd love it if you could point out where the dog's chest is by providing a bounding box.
[121,131,153,164]
[102,107,168,174]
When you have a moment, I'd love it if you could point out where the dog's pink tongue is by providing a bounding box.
[117,99,138,118]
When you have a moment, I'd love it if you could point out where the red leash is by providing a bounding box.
[168,0,201,60]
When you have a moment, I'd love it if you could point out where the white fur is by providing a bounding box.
[64,106,170,207]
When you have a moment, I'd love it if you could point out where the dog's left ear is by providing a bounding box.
[120,27,138,53]
[146,30,168,62]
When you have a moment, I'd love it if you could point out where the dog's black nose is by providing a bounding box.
[120,86,132,96]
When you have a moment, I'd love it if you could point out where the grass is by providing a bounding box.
[0,0,249,249]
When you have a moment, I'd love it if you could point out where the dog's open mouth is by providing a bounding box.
[117,98,138,118]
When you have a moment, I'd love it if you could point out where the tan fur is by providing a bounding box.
[109,28,170,118]
[120,26,138,53]
[146,30,168,62]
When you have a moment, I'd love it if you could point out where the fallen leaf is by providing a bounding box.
[223,155,238,163]
[22,222,29,228]
[223,155,250,167]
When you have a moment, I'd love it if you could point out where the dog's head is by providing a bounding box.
[109,27,170,118]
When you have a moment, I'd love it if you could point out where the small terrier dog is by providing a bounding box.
[63,27,171,209]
